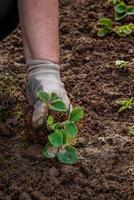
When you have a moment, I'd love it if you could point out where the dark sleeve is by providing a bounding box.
[0,0,19,41]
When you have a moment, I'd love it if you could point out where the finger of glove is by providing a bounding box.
[32,100,48,128]
[61,91,72,113]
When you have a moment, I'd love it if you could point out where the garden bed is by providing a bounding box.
[0,0,134,199]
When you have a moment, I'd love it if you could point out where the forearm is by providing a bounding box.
[19,0,59,63]
[18,0,70,128]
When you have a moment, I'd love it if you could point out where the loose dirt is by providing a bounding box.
[0,0,134,199]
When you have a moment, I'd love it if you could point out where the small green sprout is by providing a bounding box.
[114,2,134,20]
[115,60,128,68]
[129,126,134,136]
[37,90,84,165]
[114,23,134,36]
[97,18,112,37]
[97,18,134,37]
[116,98,134,112]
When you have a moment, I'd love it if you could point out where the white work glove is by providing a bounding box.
[26,59,71,128]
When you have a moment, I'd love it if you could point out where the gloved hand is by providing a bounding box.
[26,59,71,128]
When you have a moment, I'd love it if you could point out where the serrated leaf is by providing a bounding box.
[57,146,78,164]
[42,143,58,158]
[97,28,110,37]
[114,3,127,13]
[49,100,67,112]
[127,6,134,15]
[65,121,78,137]
[51,93,61,101]
[69,107,84,123]
[37,90,50,103]
[48,131,63,147]
[98,18,112,28]
[47,115,54,126]
[115,12,127,20]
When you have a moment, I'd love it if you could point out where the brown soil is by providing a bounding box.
[0,0,134,199]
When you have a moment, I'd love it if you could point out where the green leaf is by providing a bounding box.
[98,18,112,28]
[115,60,128,68]
[122,27,132,35]
[57,146,78,164]
[127,6,134,15]
[97,28,110,37]
[114,24,133,36]
[129,126,134,135]
[49,100,67,112]
[48,131,63,147]
[42,143,58,158]
[47,115,54,126]
[60,129,67,144]
[64,121,78,137]
[114,3,127,13]
[115,12,127,20]
[51,93,61,101]
[118,106,126,112]
[69,107,84,123]
[37,90,50,103]
[116,98,134,112]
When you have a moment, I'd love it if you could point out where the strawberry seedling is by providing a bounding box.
[114,23,134,36]
[97,18,134,37]
[107,0,134,20]
[115,60,128,68]
[116,98,134,112]
[114,2,134,20]
[37,91,84,165]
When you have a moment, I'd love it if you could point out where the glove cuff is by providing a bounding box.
[26,59,60,77]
